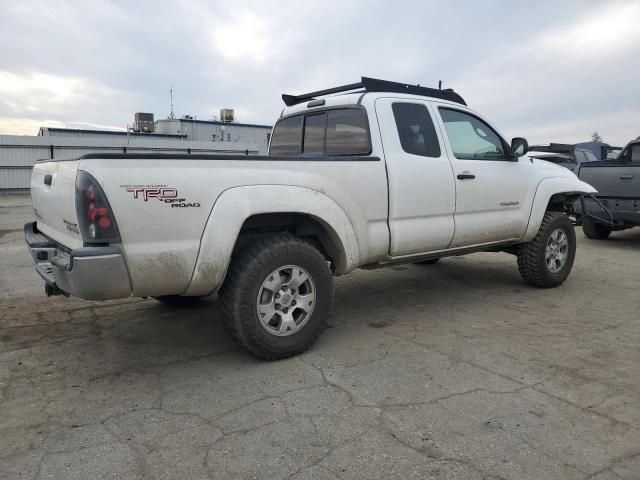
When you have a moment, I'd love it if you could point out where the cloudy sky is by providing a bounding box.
[0,0,638,146]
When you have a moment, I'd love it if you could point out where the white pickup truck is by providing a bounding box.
[25,77,596,359]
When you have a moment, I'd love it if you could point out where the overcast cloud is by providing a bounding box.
[0,0,638,146]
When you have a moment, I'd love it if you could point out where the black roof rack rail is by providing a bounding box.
[528,143,575,153]
[282,76,466,107]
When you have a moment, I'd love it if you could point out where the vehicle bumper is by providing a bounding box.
[575,197,640,227]
[24,222,132,300]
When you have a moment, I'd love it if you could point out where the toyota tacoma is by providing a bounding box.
[25,77,596,359]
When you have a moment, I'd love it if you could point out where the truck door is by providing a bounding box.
[581,144,640,198]
[375,98,456,256]
[435,106,535,248]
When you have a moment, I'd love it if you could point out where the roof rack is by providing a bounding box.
[282,77,466,107]
[528,143,575,153]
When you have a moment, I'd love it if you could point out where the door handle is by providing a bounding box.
[457,173,475,180]
[620,174,634,181]
[44,174,52,186]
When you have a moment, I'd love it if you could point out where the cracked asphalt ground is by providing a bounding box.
[1,194,640,480]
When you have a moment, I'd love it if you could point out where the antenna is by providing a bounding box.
[169,85,175,119]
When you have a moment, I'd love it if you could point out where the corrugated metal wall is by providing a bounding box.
[0,135,267,190]
[0,168,31,190]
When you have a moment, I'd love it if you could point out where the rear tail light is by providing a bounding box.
[75,171,121,244]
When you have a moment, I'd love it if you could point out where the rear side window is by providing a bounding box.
[392,103,441,157]
[269,116,302,156]
[270,108,370,156]
[325,109,370,155]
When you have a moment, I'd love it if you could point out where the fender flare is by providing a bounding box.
[522,176,596,242]
[184,185,359,296]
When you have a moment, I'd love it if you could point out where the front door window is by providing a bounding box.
[439,108,507,161]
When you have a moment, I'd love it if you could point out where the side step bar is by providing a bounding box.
[577,194,615,227]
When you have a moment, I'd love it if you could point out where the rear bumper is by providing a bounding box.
[24,222,132,300]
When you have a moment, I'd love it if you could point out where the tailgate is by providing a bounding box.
[579,161,640,198]
[31,160,83,248]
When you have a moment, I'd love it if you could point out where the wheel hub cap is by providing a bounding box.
[256,265,316,336]
[545,229,569,273]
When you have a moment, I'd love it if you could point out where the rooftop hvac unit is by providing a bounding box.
[133,112,155,132]
[220,108,235,123]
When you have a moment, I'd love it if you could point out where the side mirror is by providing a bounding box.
[511,137,529,158]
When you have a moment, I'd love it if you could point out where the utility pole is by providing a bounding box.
[169,85,175,119]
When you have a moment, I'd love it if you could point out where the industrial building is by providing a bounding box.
[0,110,272,191]
[154,117,272,144]
[38,114,273,146]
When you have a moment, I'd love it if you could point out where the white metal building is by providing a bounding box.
[1,118,272,191]
[154,118,272,146]
[37,117,273,147]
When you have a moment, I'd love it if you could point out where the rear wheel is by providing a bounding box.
[582,217,612,239]
[517,212,576,288]
[219,233,333,360]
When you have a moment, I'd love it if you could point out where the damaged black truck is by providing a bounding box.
[576,138,640,239]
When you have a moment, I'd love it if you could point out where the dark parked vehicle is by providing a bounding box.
[528,143,599,173]
[575,141,622,161]
[577,139,640,239]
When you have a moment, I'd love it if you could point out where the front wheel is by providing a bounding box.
[219,233,333,360]
[517,212,576,288]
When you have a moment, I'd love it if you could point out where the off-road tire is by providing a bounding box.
[582,217,612,239]
[219,233,333,360]
[517,212,576,288]
[153,295,202,306]
[415,258,440,265]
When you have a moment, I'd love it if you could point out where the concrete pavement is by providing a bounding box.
[1,194,639,479]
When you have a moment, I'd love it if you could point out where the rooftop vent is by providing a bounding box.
[220,108,235,123]
[133,112,154,132]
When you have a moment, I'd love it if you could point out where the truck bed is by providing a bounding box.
[30,153,390,297]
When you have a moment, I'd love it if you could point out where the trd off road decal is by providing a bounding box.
[121,185,200,208]
[63,219,80,234]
